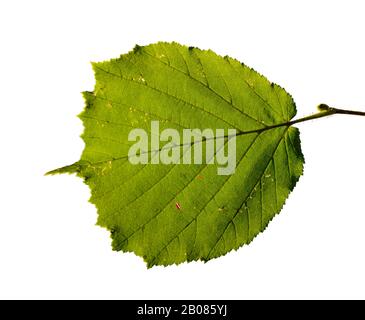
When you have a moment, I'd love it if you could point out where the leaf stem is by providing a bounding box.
[288,104,365,125]
[236,104,365,137]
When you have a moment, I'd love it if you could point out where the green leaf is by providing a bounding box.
[49,42,304,267]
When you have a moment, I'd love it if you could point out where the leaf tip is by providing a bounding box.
[45,162,86,176]
[44,168,60,176]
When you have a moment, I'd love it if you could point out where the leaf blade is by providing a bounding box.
[53,42,304,267]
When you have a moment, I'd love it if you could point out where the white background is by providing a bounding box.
[0,0,364,300]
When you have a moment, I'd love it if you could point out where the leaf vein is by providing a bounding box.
[205,128,288,258]
[94,65,242,131]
